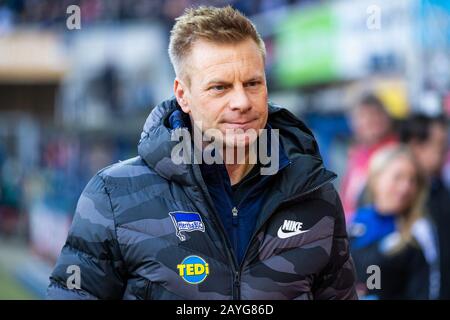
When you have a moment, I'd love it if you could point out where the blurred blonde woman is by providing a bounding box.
[349,145,439,299]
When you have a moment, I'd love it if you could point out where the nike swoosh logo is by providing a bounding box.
[277,227,310,239]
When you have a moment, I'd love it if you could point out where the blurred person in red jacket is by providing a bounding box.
[340,94,398,223]
[400,114,449,299]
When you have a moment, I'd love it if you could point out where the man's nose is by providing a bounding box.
[229,86,251,112]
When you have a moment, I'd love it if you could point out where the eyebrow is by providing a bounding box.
[204,76,264,87]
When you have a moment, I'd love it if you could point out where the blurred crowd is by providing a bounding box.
[0,0,311,30]
[343,94,450,299]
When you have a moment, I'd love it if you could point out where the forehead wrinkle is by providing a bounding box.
[184,39,265,87]
[193,54,262,71]
[190,44,263,71]
[198,58,264,86]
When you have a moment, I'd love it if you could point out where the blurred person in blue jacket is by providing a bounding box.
[349,145,438,299]
[400,114,449,299]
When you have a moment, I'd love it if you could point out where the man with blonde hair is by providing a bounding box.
[48,6,357,300]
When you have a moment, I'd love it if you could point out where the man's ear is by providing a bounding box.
[174,78,190,113]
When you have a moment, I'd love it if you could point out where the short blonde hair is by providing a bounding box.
[168,5,266,82]
[366,145,428,253]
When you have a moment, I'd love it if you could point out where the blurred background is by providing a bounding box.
[0,0,449,299]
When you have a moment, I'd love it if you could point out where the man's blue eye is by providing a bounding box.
[246,81,260,87]
[211,85,225,91]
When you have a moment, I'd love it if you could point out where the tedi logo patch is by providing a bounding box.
[169,211,205,241]
[177,255,209,284]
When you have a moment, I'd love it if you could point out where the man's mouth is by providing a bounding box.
[222,119,257,130]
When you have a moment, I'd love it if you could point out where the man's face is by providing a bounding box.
[174,38,268,148]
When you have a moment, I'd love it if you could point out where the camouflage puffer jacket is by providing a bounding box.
[47,97,357,300]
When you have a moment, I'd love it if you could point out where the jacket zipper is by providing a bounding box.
[202,188,240,298]
[228,170,274,299]
[204,191,241,299]
[197,162,273,300]
[229,159,284,236]
[191,164,241,299]
[234,271,241,299]
[144,279,152,300]
[227,162,292,299]
[232,206,239,262]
